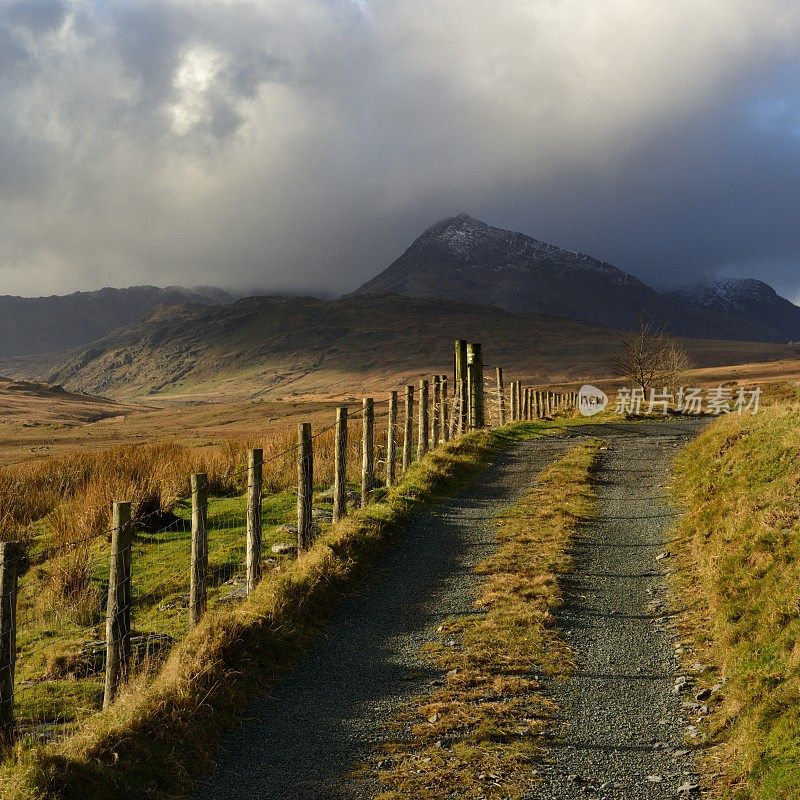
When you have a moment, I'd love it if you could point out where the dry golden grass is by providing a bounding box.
[370,439,601,800]
[669,397,800,799]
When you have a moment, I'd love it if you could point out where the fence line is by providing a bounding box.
[0,339,581,751]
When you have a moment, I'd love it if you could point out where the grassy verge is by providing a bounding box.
[670,402,800,799]
[1,425,549,800]
[370,440,601,799]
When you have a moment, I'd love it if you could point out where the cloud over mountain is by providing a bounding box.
[2,1,800,298]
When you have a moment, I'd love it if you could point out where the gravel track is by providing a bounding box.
[530,418,707,799]
[195,434,574,800]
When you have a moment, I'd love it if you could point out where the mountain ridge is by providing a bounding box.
[0,284,235,357]
[351,214,796,342]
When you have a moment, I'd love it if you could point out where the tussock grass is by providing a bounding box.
[371,440,601,799]
[670,400,800,799]
[0,428,501,800]
[1,416,385,548]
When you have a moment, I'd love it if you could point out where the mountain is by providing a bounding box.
[668,278,800,342]
[0,285,233,357]
[42,294,794,400]
[350,214,785,341]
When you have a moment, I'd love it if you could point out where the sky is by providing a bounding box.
[2,0,800,301]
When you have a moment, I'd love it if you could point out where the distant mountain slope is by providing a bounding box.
[0,285,233,357]
[668,278,800,342]
[350,214,785,341]
[43,294,794,400]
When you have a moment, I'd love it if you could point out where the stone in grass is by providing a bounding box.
[46,633,177,678]
[271,542,299,556]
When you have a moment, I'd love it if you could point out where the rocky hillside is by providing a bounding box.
[669,278,800,342]
[43,294,794,400]
[0,285,232,357]
[351,214,787,341]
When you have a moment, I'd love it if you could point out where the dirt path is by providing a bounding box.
[195,434,574,800]
[194,419,705,800]
[531,418,706,798]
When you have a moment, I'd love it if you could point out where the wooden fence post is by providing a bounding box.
[297,423,314,550]
[387,392,397,488]
[333,407,348,523]
[535,390,542,419]
[0,541,20,741]
[431,375,441,449]
[522,385,529,420]
[467,362,476,430]
[496,367,505,425]
[509,381,517,421]
[246,449,263,594]
[361,398,374,506]
[402,386,414,472]
[528,388,534,420]
[189,476,208,629]
[467,343,484,428]
[104,501,132,708]
[454,340,468,434]
[418,379,429,459]
[441,376,449,442]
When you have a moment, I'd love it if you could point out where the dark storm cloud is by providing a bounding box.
[1,0,800,301]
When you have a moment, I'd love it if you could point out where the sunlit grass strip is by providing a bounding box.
[372,439,601,800]
[0,428,520,800]
[669,402,800,800]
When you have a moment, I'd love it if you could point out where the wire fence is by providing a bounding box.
[0,357,578,750]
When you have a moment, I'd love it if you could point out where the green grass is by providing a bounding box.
[12,490,303,738]
[670,402,800,799]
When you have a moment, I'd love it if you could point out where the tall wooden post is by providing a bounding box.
[333,407,348,523]
[431,375,441,449]
[246,448,263,594]
[441,376,449,442]
[522,385,529,420]
[189,476,208,629]
[361,398,374,506]
[418,379,429,459]
[387,392,397,488]
[402,386,414,472]
[516,382,523,422]
[528,389,534,420]
[467,362,477,430]
[454,340,468,434]
[297,423,314,550]
[467,343,484,428]
[0,541,20,741]
[508,381,519,422]
[104,501,132,708]
[534,390,541,419]
[496,367,505,426]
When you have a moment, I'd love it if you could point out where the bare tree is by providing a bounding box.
[607,317,692,394]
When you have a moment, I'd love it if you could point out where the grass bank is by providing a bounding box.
[670,402,800,799]
[1,425,535,800]
[371,439,601,799]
